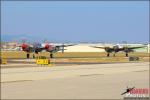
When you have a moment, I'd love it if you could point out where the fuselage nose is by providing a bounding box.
[44,44,50,49]
[22,43,27,50]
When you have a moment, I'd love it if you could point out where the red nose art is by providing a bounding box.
[45,44,49,50]
[22,43,27,50]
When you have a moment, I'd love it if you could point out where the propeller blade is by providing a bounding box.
[62,47,64,53]
[61,44,65,53]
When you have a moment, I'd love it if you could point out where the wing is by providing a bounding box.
[54,44,76,53]
[55,44,76,47]
[116,46,146,52]
[63,44,76,47]
[91,46,115,53]
[127,46,146,50]
[40,47,46,50]
[90,46,106,49]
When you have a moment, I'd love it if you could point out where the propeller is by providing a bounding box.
[122,41,128,48]
[21,43,27,50]
[60,43,76,53]
[19,39,32,59]
[19,39,27,50]
[61,43,65,53]
[44,43,50,50]
[42,39,51,50]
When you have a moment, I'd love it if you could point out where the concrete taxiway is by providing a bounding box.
[1,62,149,99]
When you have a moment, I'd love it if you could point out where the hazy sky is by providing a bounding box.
[1,1,149,43]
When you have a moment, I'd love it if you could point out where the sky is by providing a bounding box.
[1,1,149,43]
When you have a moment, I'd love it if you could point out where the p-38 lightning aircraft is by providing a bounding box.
[20,42,75,58]
[91,44,146,57]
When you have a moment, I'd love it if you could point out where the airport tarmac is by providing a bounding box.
[1,62,149,99]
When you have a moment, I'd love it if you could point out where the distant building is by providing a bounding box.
[1,42,19,50]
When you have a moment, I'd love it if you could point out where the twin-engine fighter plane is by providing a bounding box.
[91,44,146,57]
[21,42,44,58]
[41,43,75,58]
[20,42,75,58]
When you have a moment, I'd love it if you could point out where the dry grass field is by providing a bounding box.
[1,51,149,58]
[1,51,149,63]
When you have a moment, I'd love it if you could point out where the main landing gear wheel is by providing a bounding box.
[107,53,110,57]
[27,54,30,59]
[33,54,35,58]
[50,53,53,58]
[126,53,128,57]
